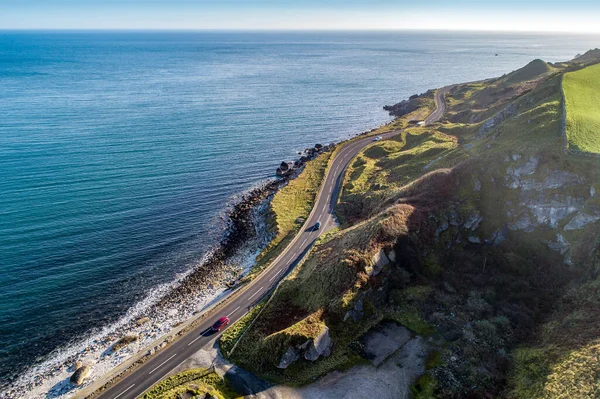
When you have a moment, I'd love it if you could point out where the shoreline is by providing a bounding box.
[4,118,394,399]
[4,127,387,399]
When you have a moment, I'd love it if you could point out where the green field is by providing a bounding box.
[563,63,600,153]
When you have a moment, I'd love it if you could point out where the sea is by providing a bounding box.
[1,31,599,396]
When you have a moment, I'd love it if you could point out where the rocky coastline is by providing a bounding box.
[3,140,341,399]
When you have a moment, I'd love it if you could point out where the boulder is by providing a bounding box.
[276,161,295,177]
[112,335,138,351]
[279,161,290,172]
[304,327,332,361]
[277,346,301,369]
[135,316,150,326]
[367,249,390,277]
[70,365,91,385]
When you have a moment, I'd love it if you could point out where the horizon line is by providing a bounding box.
[1,28,600,35]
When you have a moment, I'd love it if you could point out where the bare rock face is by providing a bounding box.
[367,249,390,277]
[478,103,518,137]
[564,213,600,231]
[70,365,91,385]
[277,346,301,369]
[463,212,483,231]
[344,297,364,322]
[304,327,333,361]
[505,156,540,188]
[546,234,571,255]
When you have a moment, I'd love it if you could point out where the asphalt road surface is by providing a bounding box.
[95,89,447,399]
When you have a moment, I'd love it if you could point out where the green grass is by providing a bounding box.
[219,298,267,356]
[503,59,553,84]
[268,152,332,248]
[564,63,600,153]
[142,368,241,399]
[338,128,462,224]
[244,152,332,281]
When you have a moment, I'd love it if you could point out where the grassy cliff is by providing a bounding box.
[223,53,600,398]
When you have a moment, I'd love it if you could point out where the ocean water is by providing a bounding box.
[1,31,599,386]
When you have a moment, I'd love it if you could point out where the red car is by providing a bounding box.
[211,316,230,332]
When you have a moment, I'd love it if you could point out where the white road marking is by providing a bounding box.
[301,238,307,246]
[227,306,241,317]
[113,384,136,399]
[292,252,298,258]
[187,334,204,346]
[248,288,263,300]
[269,270,283,282]
[148,354,177,375]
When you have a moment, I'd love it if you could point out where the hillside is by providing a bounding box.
[221,53,600,398]
[564,62,600,154]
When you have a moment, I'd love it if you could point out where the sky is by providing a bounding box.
[2,0,600,32]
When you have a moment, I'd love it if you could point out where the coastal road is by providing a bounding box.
[425,86,450,125]
[94,89,447,399]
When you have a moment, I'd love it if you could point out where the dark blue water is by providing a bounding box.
[1,31,599,383]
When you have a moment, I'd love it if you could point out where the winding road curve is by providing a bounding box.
[93,89,447,399]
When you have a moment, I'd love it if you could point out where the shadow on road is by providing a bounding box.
[200,328,216,337]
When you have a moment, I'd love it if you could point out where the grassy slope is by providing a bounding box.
[142,368,241,399]
[564,63,600,153]
[227,55,600,398]
[338,128,462,224]
[245,152,332,280]
[502,59,554,84]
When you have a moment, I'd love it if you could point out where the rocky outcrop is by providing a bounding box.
[112,335,138,352]
[277,347,301,369]
[544,234,573,264]
[478,103,518,137]
[564,213,600,231]
[366,248,390,277]
[276,327,333,369]
[344,297,364,322]
[502,155,599,238]
[505,156,540,188]
[275,143,332,177]
[383,97,420,117]
[70,365,91,385]
[464,212,483,231]
[304,327,333,361]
